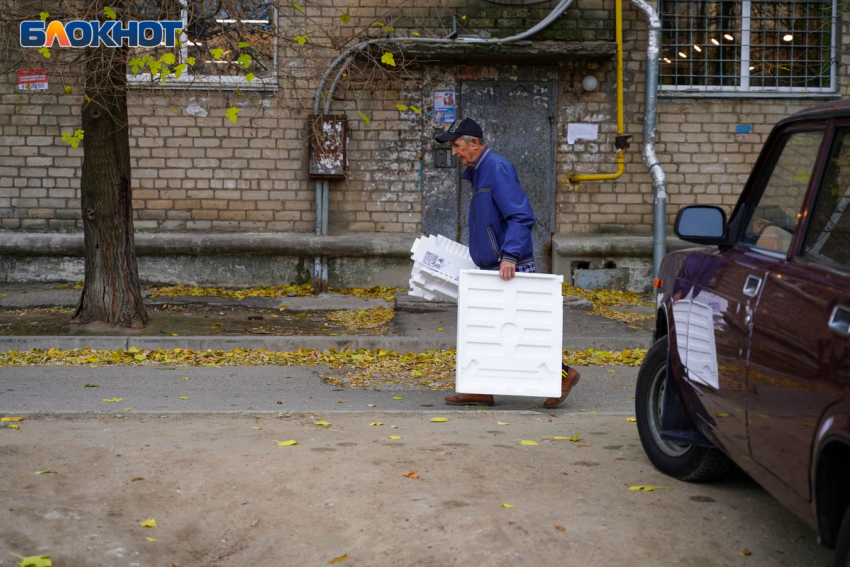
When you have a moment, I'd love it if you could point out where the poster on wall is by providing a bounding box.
[18,69,48,91]
[433,91,456,123]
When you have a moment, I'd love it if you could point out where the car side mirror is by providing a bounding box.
[674,205,728,245]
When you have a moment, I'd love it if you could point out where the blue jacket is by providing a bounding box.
[462,147,535,270]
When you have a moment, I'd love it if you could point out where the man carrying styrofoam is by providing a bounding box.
[436,117,581,408]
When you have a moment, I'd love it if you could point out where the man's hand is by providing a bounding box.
[499,260,516,280]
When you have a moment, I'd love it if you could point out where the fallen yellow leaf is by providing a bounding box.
[553,436,570,440]
[140,518,157,527]
[252,427,262,430]
[590,410,600,414]
[629,486,659,492]
[403,472,419,479]
[100,398,123,402]
[330,554,349,564]
[146,537,157,542]
[314,421,331,427]
[430,417,449,422]
[367,422,384,426]
[387,436,402,439]
[519,440,539,446]
[500,503,516,508]
[182,377,190,380]
[390,425,399,429]
[123,408,133,411]
[367,404,376,407]
[716,413,729,418]
[437,328,444,331]
[555,525,566,532]
[7,424,20,429]
[569,433,580,442]
[337,401,345,404]
[7,553,52,567]
[393,396,404,400]
[276,440,299,446]
[497,422,509,425]
[740,550,751,556]
[626,418,636,422]
[1,417,24,422]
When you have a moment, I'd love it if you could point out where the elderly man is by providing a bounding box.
[436,117,580,408]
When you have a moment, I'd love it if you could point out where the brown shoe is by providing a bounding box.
[543,367,581,409]
[445,393,495,406]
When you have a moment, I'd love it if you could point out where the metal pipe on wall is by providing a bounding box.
[629,0,668,278]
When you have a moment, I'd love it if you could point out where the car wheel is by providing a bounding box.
[834,505,850,567]
[636,335,732,482]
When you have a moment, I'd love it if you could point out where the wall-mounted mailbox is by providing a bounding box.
[308,114,347,179]
[434,145,457,168]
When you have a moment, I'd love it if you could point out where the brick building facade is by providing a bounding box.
[1,0,847,290]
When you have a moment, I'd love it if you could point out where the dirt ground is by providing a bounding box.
[0,413,832,567]
[0,305,397,337]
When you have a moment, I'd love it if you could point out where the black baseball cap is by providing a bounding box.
[435,118,484,143]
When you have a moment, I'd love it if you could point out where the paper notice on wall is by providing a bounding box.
[434,91,456,123]
[18,69,48,91]
[567,123,598,145]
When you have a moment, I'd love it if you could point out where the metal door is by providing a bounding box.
[459,74,557,272]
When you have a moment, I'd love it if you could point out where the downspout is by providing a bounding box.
[569,0,625,183]
[629,0,667,277]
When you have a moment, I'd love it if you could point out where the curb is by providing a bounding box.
[0,334,650,353]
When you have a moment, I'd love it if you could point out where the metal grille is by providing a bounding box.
[660,0,836,93]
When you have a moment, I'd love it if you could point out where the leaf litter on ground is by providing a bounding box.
[0,346,645,391]
[562,284,654,324]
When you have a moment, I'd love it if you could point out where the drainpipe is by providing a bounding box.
[629,0,667,277]
[569,0,625,183]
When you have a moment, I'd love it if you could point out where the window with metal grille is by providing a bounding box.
[660,0,836,93]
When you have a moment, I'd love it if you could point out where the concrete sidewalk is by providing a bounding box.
[0,283,654,353]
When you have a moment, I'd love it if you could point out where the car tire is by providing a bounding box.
[834,505,850,567]
[636,335,732,482]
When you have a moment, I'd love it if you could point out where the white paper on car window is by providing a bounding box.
[567,123,599,145]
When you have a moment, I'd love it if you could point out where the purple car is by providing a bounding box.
[636,98,850,567]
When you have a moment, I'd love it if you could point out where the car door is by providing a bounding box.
[672,126,827,458]
[749,122,850,500]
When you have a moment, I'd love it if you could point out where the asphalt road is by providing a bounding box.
[0,365,638,415]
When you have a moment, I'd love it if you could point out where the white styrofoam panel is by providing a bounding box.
[410,263,460,301]
[456,270,564,398]
[410,235,476,282]
[672,299,719,390]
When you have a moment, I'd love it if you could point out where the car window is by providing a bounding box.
[741,130,825,255]
[802,128,850,272]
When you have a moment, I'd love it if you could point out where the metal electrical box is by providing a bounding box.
[308,114,347,179]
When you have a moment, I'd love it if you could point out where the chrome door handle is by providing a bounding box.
[743,275,762,298]
[829,305,850,336]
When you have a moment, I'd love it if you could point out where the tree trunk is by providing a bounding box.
[71,44,147,328]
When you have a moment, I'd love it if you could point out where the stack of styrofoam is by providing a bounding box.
[408,234,477,301]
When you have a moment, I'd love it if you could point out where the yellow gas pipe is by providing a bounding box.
[569,0,625,183]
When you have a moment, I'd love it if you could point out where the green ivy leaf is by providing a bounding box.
[340,13,350,24]
[396,103,408,111]
[410,106,421,114]
[236,54,252,68]
[8,552,52,567]
[211,48,224,60]
[412,31,420,36]
[293,3,304,12]
[173,64,186,78]
[128,57,143,73]
[295,35,308,45]
[238,41,249,48]
[184,56,196,66]
[245,72,255,83]
[62,85,73,95]
[159,53,175,65]
[103,7,116,19]
[39,12,48,21]
[358,112,370,125]
[38,47,50,59]
[74,129,84,139]
[225,107,240,123]
[381,52,396,66]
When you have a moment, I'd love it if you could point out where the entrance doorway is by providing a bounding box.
[458,68,557,272]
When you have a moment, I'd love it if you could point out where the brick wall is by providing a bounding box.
[1,0,847,236]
